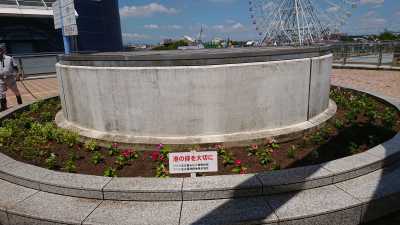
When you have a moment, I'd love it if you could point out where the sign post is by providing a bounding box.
[168,151,218,176]
[53,0,78,54]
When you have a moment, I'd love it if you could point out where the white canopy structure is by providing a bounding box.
[0,0,56,17]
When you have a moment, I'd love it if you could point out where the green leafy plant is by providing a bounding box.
[265,138,279,149]
[0,127,12,146]
[216,144,234,166]
[104,167,117,177]
[271,162,281,171]
[256,149,273,166]
[311,132,324,145]
[85,140,98,152]
[115,155,128,169]
[45,153,57,169]
[155,163,169,178]
[334,119,344,129]
[246,144,258,156]
[231,159,247,174]
[348,142,359,155]
[29,102,40,113]
[63,159,76,173]
[91,151,104,165]
[381,107,397,129]
[287,145,297,159]
[108,143,120,156]
[40,111,53,122]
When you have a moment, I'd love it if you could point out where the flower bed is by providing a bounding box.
[0,87,399,178]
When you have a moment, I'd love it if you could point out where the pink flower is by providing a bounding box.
[157,143,164,150]
[235,159,242,166]
[251,144,258,150]
[151,151,160,161]
[112,143,119,148]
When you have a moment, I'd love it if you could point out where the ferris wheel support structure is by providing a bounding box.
[249,0,358,46]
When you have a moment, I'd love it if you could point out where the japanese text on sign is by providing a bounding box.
[168,151,218,174]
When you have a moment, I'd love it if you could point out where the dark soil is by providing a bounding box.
[0,87,399,178]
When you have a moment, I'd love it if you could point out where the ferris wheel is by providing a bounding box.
[249,0,358,46]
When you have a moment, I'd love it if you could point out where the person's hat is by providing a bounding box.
[0,43,6,50]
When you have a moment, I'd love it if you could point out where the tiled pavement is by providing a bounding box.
[3,69,400,109]
[4,75,59,108]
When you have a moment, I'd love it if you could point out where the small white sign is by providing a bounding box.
[63,24,78,36]
[168,151,218,174]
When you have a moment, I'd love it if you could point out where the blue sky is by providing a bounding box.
[118,0,400,44]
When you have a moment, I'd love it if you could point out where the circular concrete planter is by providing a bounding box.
[56,47,333,144]
[0,86,399,202]
[0,87,400,225]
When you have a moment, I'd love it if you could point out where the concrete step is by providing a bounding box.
[0,163,400,225]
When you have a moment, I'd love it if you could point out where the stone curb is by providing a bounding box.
[0,88,399,202]
[1,163,400,225]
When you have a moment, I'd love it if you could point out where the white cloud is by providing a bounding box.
[144,24,183,30]
[120,3,178,17]
[122,33,149,40]
[360,0,384,5]
[168,25,183,30]
[144,24,159,29]
[212,22,247,33]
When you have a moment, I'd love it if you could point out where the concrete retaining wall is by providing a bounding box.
[56,53,332,143]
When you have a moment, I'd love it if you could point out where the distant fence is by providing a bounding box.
[331,42,400,66]
[9,43,400,78]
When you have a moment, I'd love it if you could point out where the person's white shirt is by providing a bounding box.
[0,55,17,78]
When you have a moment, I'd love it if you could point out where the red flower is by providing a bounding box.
[235,159,242,166]
[151,151,160,161]
[121,149,133,159]
[112,143,119,148]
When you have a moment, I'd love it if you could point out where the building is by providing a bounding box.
[0,0,122,54]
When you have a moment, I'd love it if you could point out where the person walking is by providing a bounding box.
[0,43,22,112]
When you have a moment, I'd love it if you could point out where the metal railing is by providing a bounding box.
[13,53,60,78]
[331,42,400,67]
[0,0,55,8]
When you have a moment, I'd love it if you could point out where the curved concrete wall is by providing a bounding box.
[56,54,332,141]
